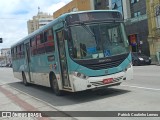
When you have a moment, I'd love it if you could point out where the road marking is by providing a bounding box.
[122,85,160,91]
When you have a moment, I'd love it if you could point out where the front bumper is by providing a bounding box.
[72,71,125,92]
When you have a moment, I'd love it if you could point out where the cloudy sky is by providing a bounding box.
[0,0,71,50]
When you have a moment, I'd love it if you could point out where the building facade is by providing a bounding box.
[110,0,131,20]
[0,48,11,66]
[94,0,109,10]
[110,0,149,56]
[52,0,150,56]
[53,0,95,18]
[27,12,53,34]
[147,0,160,63]
[95,0,149,56]
[124,0,149,56]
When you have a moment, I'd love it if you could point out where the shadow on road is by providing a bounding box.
[9,82,130,106]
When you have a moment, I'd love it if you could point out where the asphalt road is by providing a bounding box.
[0,66,160,120]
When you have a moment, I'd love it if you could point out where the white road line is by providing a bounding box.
[121,85,160,91]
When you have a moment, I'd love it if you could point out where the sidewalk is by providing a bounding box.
[0,84,76,120]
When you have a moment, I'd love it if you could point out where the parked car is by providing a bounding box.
[6,63,12,67]
[131,52,151,66]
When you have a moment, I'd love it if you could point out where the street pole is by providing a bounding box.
[0,38,2,43]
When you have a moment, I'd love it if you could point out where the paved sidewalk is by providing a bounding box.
[0,84,76,120]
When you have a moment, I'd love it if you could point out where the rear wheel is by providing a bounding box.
[51,77,63,96]
[22,72,29,86]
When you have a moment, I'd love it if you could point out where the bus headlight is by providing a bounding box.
[124,63,132,71]
[73,72,89,79]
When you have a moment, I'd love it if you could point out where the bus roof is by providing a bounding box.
[11,10,121,48]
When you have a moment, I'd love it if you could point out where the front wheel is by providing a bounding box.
[51,77,63,96]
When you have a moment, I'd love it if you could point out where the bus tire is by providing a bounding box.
[51,77,63,96]
[22,72,29,86]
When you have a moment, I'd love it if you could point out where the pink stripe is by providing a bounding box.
[0,86,51,120]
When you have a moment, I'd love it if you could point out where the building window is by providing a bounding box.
[156,16,160,28]
[72,8,78,12]
[96,0,101,5]
[131,0,139,4]
[155,5,160,28]
[134,11,141,17]
[111,0,123,14]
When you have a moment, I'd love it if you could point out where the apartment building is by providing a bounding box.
[27,12,53,34]
[0,48,11,66]
[53,0,95,18]
[94,0,110,10]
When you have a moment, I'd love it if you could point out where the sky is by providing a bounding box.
[0,0,71,50]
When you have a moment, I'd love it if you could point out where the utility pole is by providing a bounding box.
[0,38,2,43]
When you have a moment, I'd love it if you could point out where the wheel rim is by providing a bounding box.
[52,79,59,92]
[53,79,58,90]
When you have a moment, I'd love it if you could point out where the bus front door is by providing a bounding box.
[25,43,32,83]
[56,30,71,89]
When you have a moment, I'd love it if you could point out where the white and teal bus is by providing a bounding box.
[11,10,133,96]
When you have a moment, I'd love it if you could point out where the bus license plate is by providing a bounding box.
[103,78,113,84]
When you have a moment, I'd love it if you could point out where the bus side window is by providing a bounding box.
[17,44,23,59]
[36,33,45,54]
[31,37,37,56]
[17,45,20,59]
[15,46,18,60]
[11,48,14,60]
[13,47,16,60]
[44,28,55,53]
[21,44,25,58]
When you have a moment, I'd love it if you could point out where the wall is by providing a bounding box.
[147,0,160,62]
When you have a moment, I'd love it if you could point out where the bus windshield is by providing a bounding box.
[68,22,129,60]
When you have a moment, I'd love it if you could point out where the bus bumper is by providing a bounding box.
[125,64,133,80]
[72,71,126,92]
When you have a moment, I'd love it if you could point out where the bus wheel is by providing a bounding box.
[22,73,29,86]
[51,78,63,96]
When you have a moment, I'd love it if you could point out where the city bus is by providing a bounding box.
[11,10,133,96]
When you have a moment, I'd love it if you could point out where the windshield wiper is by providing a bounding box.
[80,22,95,37]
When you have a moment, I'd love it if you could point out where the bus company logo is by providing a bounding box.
[2,112,12,118]
[98,59,111,63]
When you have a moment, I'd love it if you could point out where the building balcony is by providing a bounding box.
[125,14,147,25]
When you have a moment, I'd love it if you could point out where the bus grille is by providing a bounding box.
[85,58,124,70]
